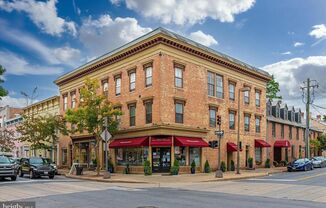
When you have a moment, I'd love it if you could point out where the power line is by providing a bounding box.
[311,104,323,115]
[312,103,326,110]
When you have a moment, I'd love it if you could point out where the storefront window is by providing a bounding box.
[255,147,262,163]
[189,147,200,167]
[174,146,186,166]
[116,147,148,166]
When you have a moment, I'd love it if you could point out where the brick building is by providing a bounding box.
[266,100,323,165]
[55,28,272,173]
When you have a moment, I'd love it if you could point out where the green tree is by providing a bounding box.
[0,129,15,152]
[317,134,326,151]
[65,78,122,176]
[17,114,67,155]
[310,139,321,156]
[0,65,8,98]
[266,75,282,101]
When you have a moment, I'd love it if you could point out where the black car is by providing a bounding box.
[0,155,17,181]
[19,157,55,179]
[43,158,58,175]
[287,158,314,172]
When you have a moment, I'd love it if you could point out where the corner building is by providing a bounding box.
[55,28,271,173]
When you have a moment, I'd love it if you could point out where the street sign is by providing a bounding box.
[101,129,112,141]
[209,140,218,148]
[215,130,224,137]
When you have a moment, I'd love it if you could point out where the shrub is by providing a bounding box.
[190,160,196,174]
[170,160,180,175]
[230,160,235,171]
[265,159,271,168]
[204,160,211,173]
[248,157,254,168]
[220,161,226,172]
[143,160,152,176]
[123,163,130,174]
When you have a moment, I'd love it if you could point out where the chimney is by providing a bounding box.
[317,115,321,121]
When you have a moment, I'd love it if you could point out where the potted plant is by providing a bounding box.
[108,159,114,173]
[123,163,130,174]
[248,157,254,169]
[230,160,235,171]
[220,161,226,172]
[143,160,152,176]
[265,159,271,168]
[190,160,196,174]
[204,160,211,173]
[170,160,180,175]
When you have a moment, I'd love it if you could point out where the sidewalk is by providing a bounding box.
[64,167,287,184]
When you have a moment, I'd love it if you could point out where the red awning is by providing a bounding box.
[227,142,239,152]
[174,137,209,147]
[151,137,172,146]
[109,137,149,148]
[255,139,271,148]
[274,140,291,148]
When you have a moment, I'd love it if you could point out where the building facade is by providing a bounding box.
[55,28,272,173]
[23,96,60,161]
[266,100,323,164]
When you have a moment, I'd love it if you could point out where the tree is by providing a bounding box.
[65,78,122,176]
[0,129,15,152]
[310,139,321,156]
[266,75,282,101]
[0,65,8,98]
[317,134,326,151]
[17,114,67,155]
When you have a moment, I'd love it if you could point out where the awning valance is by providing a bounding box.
[174,137,209,147]
[255,139,271,148]
[227,142,239,152]
[109,137,149,148]
[151,137,172,146]
[274,140,291,148]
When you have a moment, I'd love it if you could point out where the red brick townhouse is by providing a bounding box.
[266,100,323,164]
[54,28,272,173]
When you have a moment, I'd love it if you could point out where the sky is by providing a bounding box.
[0,0,325,116]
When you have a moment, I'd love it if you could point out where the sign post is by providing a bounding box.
[101,117,112,179]
[215,115,223,178]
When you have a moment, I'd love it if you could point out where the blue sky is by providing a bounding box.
[0,0,326,115]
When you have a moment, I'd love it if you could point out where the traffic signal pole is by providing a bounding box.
[215,116,223,178]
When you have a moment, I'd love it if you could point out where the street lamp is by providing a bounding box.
[236,87,250,174]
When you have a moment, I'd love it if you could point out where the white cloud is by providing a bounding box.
[111,0,255,25]
[262,56,326,99]
[0,21,81,66]
[188,30,218,47]
[0,96,28,108]
[309,24,326,39]
[0,50,64,75]
[79,14,152,57]
[0,0,77,36]
[294,42,304,47]
[53,47,81,63]
[281,51,292,55]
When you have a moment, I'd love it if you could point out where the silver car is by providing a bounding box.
[0,156,17,181]
[311,156,326,168]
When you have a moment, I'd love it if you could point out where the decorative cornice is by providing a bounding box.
[55,36,271,86]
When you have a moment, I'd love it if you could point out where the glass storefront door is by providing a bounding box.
[152,147,171,172]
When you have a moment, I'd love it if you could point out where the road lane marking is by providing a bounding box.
[297,172,326,181]
[246,178,297,182]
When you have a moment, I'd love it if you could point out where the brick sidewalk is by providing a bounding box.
[63,167,286,184]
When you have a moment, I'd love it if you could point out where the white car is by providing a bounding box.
[311,157,326,168]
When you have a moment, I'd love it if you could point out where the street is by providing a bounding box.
[0,168,325,208]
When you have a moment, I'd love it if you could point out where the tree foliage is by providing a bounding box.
[317,134,326,151]
[0,129,15,152]
[0,65,8,98]
[17,114,67,152]
[266,75,282,101]
[65,78,122,175]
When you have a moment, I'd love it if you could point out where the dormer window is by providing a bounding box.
[276,106,280,118]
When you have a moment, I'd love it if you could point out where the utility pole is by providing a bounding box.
[301,78,318,158]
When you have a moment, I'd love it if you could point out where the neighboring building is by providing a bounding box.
[266,100,323,164]
[23,96,60,161]
[55,28,271,172]
[4,115,26,157]
[0,105,22,128]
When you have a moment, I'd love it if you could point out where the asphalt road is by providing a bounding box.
[0,168,325,208]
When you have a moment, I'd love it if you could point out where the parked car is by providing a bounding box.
[287,158,313,172]
[43,158,58,175]
[0,155,17,181]
[311,157,326,168]
[19,157,55,179]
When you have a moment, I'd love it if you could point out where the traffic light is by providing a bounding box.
[209,140,218,149]
[217,115,221,126]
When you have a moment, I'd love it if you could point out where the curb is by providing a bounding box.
[65,174,149,184]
